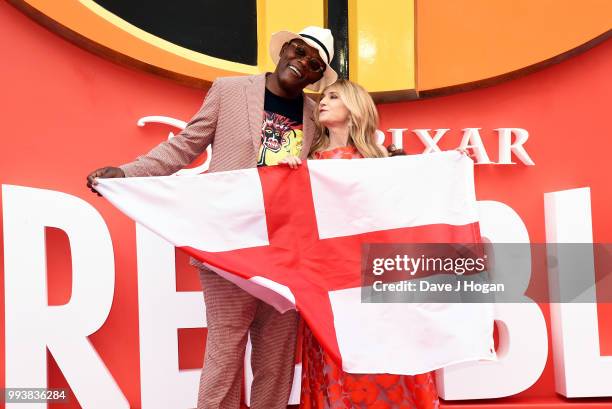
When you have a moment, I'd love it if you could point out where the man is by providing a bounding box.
[86,26,337,409]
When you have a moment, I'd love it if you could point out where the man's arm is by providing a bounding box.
[86,79,222,195]
[119,79,222,177]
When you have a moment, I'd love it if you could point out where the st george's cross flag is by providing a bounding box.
[95,151,496,375]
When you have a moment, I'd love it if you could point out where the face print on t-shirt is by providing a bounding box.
[257,111,303,166]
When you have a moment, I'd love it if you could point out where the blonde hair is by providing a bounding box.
[310,79,387,158]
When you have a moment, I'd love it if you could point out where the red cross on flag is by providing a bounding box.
[96,151,496,375]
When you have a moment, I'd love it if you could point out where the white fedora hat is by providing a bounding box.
[269,26,338,92]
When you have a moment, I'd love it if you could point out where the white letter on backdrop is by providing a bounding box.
[436,200,547,399]
[545,187,612,397]
[3,185,127,409]
[136,224,206,409]
[458,128,492,164]
[413,128,450,154]
[496,128,535,165]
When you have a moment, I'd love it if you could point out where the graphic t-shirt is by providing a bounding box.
[257,88,304,166]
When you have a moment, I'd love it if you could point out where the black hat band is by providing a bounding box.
[299,33,330,64]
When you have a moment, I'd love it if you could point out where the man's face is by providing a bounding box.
[276,39,326,90]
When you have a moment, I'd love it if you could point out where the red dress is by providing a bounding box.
[301,146,440,409]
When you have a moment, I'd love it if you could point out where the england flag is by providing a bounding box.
[95,151,496,375]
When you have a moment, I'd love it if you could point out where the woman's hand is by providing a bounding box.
[278,156,302,169]
[455,147,477,160]
[386,144,406,157]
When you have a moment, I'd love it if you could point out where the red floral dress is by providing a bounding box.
[301,146,440,409]
[312,146,364,160]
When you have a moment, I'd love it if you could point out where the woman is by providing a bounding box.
[280,79,439,409]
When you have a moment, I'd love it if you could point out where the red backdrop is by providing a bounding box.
[0,2,611,408]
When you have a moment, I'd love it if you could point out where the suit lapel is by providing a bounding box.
[245,74,267,156]
[301,96,317,160]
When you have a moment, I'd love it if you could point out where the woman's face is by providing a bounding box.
[318,87,350,128]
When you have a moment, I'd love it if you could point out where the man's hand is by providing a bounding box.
[278,156,302,169]
[86,166,125,196]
